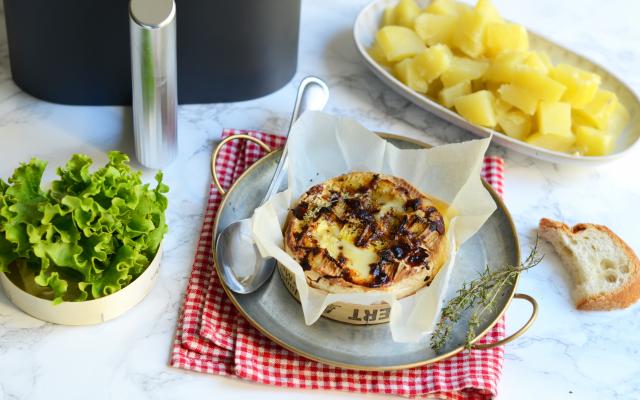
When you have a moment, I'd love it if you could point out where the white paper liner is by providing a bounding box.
[252,111,495,342]
[0,244,162,325]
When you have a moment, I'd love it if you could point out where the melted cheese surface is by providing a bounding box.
[312,219,379,281]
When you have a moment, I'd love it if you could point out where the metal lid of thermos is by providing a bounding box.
[129,0,178,169]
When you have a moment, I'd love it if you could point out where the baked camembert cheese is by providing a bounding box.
[284,172,449,299]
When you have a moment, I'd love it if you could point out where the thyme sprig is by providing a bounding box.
[430,237,543,352]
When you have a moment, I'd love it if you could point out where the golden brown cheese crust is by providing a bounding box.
[284,172,448,299]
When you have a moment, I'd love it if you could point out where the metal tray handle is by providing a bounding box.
[471,293,538,350]
[211,134,272,195]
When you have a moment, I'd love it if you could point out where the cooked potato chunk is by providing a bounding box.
[573,89,619,129]
[383,6,396,26]
[426,0,460,16]
[537,101,572,135]
[526,131,576,152]
[549,64,601,107]
[512,69,566,102]
[376,26,426,62]
[523,52,548,74]
[571,109,595,128]
[498,109,532,140]
[394,58,428,93]
[441,56,488,87]
[494,97,512,115]
[439,80,472,108]
[414,13,457,46]
[475,0,502,22]
[368,42,391,67]
[498,84,538,115]
[452,10,487,58]
[606,100,631,137]
[575,126,614,156]
[395,0,422,28]
[484,23,528,57]
[413,44,451,82]
[538,51,554,70]
[483,51,529,82]
[454,90,497,127]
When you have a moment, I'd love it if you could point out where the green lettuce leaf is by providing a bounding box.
[0,151,168,303]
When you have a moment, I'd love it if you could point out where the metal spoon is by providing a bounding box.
[216,77,329,294]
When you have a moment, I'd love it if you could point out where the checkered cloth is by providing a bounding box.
[171,129,506,399]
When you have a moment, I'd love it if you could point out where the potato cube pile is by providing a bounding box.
[369,0,630,156]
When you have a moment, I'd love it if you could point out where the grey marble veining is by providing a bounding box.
[0,0,639,399]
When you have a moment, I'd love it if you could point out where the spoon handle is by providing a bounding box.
[260,76,329,205]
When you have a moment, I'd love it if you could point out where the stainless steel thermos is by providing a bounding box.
[129,0,178,168]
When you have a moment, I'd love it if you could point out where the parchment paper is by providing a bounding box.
[252,111,496,343]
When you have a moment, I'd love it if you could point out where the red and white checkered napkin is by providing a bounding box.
[171,129,506,400]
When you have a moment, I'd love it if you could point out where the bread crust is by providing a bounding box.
[284,172,449,299]
[539,218,640,310]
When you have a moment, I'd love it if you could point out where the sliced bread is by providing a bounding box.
[539,218,640,310]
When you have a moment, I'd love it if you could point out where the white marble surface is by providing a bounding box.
[0,0,639,399]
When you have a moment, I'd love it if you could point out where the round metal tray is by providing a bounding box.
[210,133,536,370]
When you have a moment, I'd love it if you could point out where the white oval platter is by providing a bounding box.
[353,0,640,164]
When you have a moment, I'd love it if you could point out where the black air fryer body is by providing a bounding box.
[3,0,300,105]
